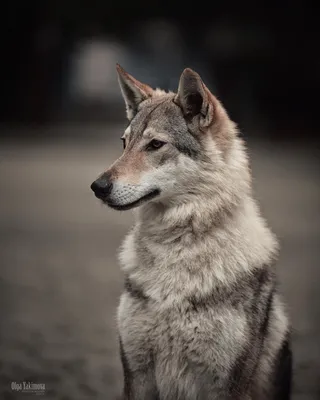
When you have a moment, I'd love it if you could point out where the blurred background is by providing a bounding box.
[0,2,319,399]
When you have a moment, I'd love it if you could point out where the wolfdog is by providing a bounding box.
[91,65,292,399]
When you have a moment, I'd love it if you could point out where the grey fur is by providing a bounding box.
[91,66,292,399]
[129,96,203,160]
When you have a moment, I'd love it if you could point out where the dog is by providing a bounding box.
[91,64,292,399]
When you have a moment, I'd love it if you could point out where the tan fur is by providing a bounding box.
[108,152,149,184]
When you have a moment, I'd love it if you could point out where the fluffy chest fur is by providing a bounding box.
[118,290,250,399]
[117,197,279,399]
[118,196,277,303]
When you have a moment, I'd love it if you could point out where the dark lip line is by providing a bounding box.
[105,189,161,211]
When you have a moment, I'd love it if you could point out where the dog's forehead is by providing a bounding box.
[129,96,185,137]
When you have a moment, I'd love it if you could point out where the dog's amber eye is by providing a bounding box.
[121,138,126,149]
[148,139,165,150]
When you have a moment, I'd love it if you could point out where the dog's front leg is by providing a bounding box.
[119,338,158,400]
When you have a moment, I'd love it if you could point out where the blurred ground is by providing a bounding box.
[0,125,319,400]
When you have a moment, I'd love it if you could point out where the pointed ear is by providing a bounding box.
[175,68,214,128]
[116,64,153,119]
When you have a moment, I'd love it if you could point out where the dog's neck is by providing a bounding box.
[121,193,278,302]
[137,192,241,241]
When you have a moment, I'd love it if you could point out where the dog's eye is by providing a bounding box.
[148,139,165,150]
[121,138,126,149]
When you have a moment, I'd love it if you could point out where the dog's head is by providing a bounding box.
[91,65,241,211]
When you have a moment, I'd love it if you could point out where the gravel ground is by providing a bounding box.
[0,125,319,399]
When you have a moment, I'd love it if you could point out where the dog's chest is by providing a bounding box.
[118,291,248,378]
[118,229,250,381]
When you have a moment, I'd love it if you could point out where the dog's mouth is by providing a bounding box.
[104,189,161,211]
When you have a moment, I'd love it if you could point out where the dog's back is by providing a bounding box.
[91,66,292,399]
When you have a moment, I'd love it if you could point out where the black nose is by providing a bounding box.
[91,175,113,199]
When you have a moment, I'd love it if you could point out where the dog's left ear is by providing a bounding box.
[175,68,214,128]
[116,64,153,120]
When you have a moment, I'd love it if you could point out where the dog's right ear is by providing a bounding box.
[116,64,153,120]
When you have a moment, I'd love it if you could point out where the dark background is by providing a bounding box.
[1,2,319,138]
[0,2,319,399]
